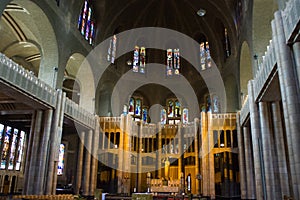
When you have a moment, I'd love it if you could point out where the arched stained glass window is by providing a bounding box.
[107,35,117,64]
[127,97,146,122]
[133,46,146,73]
[77,0,96,45]
[166,49,180,76]
[1,126,11,169]
[57,144,65,175]
[16,131,25,171]
[200,41,211,70]
[8,129,18,170]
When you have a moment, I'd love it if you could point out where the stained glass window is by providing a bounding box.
[167,100,174,118]
[123,105,128,115]
[173,49,180,75]
[213,95,220,113]
[16,131,25,171]
[142,107,148,123]
[161,109,167,124]
[1,126,11,169]
[182,108,189,124]
[133,46,139,73]
[175,101,181,117]
[166,49,173,76]
[0,124,4,148]
[135,99,141,116]
[107,35,117,64]
[133,46,146,73]
[139,47,146,73]
[57,144,65,175]
[224,28,231,58]
[206,95,211,112]
[199,41,211,70]
[8,129,18,170]
[166,49,180,76]
[77,0,96,45]
[129,98,135,115]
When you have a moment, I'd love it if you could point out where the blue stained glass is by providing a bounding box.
[1,126,12,169]
[57,144,65,175]
[142,108,148,122]
[135,99,141,116]
[129,98,134,115]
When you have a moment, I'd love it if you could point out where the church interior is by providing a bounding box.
[0,0,300,199]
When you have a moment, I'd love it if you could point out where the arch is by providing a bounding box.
[64,53,84,104]
[239,41,252,102]
[68,53,95,112]
[13,0,58,86]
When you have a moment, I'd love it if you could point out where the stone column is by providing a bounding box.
[83,130,93,196]
[123,115,131,194]
[271,102,290,198]
[207,112,215,199]
[200,111,209,196]
[194,118,200,194]
[35,109,53,194]
[273,12,300,197]
[46,90,65,194]
[137,123,143,192]
[117,116,125,193]
[243,126,256,199]
[75,131,85,194]
[23,111,36,194]
[178,123,182,180]
[248,81,263,199]
[90,118,100,196]
[236,113,246,199]
[157,123,162,178]
[27,110,43,194]
[293,42,300,88]
[24,111,42,194]
[259,102,277,200]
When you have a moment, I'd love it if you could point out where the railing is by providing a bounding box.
[240,97,249,124]
[283,0,300,43]
[253,39,277,101]
[0,53,57,107]
[64,97,96,129]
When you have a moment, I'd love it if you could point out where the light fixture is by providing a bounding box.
[197,8,206,17]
